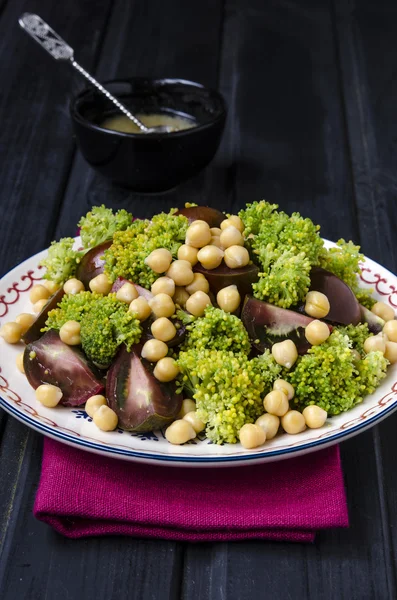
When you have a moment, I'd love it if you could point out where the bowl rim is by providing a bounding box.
[69,77,227,139]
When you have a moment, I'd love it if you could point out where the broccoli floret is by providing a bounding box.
[252,250,311,308]
[356,351,389,395]
[336,323,370,356]
[251,349,282,388]
[80,295,141,367]
[104,210,188,288]
[40,238,85,284]
[239,201,323,308]
[318,239,376,308]
[181,306,251,355]
[278,213,323,265]
[78,205,132,249]
[45,291,98,330]
[44,292,141,368]
[177,349,269,444]
[238,200,279,237]
[286,329,388,415]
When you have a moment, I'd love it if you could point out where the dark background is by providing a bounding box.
[1,1,397,598]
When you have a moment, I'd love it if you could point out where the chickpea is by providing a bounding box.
[364,334,386,354]
[35,383,63,408]
[224,245,249,269]
[0,322,23,344]
[220,215,245,233]
[197,245,224,270]
[239,423,266,449]
[64,278,85,295]
[271,340,298,369]
[216,285,241,313]
[165,419,196,445]
[302,405,328,429]
[385,341,397,364]
[304,291,330,319]
[263,389,289,416]
[141,339,168,362]
[255,414,280,440]
[116,282,139,304]
[15,313,35,334]
[273,379,295,400]
[93,405,118,431]
[173,286,190,308]
[352,349,361,362]
[85,394,107,418]
[29,284,50,304]
[149,293,175,318]
[219,226,244,249]
[153,357,180,382]
[33,298,48,314]
[151,276,175,297]
[166,260,194,286]
[281,410,306,434]
[178,398,196,418]
[177,244,198,266]
[129,296,151,321]
[305,320,330,346]
[185,221,212,248]
[210,236,223,249]
[16,352,25,374]
[42,280,60,295]
[210,227,222,237]
[89,273,112,295]
[383,320,397,342]
[185,273,210,295]
[372,301,395,322]
[59,320,81,345]
[151,317,177,342]
[144,248,173,273]
[183,411,205,433]
[186,291,212,317]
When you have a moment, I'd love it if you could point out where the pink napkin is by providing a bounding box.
[34,438,348,542]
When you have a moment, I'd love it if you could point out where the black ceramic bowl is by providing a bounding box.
[70,78,227,193]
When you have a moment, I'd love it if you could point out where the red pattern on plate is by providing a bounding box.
[360,268,397,307]
[0,267,44,317]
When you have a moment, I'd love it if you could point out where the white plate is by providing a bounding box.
[1,240,397,467]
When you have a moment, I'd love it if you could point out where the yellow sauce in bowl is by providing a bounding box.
[101,113,196,134]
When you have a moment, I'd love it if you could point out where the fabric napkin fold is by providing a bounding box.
[34,438,348,542]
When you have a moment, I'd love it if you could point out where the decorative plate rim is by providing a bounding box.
[1,240,397,467]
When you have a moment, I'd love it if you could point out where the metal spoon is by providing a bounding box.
[18,13,172,134]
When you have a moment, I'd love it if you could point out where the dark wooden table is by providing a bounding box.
[1,1,397,598]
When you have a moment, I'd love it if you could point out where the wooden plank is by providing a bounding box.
[333,0,397,592]
[182,1,393,598]
[0,0,224,599]
[0,0,113,277]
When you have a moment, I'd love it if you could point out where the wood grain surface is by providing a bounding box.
[1,1,396,599]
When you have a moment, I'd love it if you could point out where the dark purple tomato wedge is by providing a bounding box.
[22,287,65,345]
[106,344,182,432]
[307,267,361,325]
[360,304,385,334]
[23,329,104,406]
[75,240,112,289]
[241,296,331,355]
[110,277,153,301]
[175,206,225,227]
[194,262,259,298]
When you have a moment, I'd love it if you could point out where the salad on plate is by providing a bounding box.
[1,200,396,451]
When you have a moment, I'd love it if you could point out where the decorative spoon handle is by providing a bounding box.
[18,13,150,132]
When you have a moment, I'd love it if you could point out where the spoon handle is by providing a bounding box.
[18,13,149,132]
[70,60,149,131]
